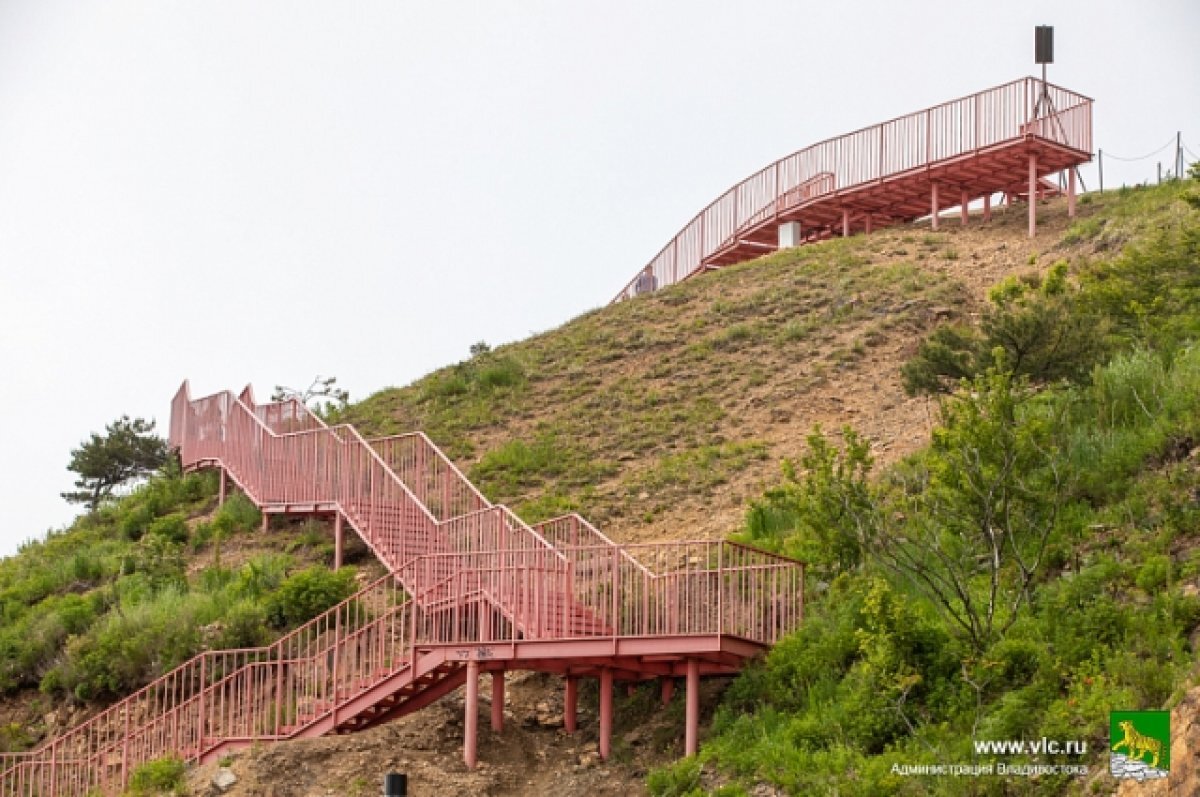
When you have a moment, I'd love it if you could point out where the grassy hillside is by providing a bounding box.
[340,193,1116,544]
[0,469,379,750]
[649,178,1200,796]
[2,178,1196,797]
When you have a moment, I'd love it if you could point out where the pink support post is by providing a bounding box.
[1068,168,1077,218]
[1028,153,1038,238]
[491,671,505,732]
[661,677,674,706]
[931,183,940,231]
[564,676,577,734]
[599,669,613,761]
[685,659,700,756]
[841,208,850,237]
[865,215,872,235]
[333,513,344,571]
[961,191,969,226]
[261,513,269,534]
[218,468,227,506]
[983,193,992,222]
[464,661,479,768]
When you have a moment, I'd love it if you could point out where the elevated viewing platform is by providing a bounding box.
[614,76,1092,302]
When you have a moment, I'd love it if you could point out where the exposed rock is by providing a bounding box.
[212,767,239,793]
[577,751,601,768]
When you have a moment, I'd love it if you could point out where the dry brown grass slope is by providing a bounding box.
[343,194,1107,547]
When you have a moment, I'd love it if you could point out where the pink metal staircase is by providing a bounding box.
[1,384,804,796]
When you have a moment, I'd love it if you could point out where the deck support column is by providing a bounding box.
[660,677,674,706]
[564,676,578,734]
[983,193,992,222]
[864,215,872,235]
[1068,168,1077,218]
[778,221,802,249]
[333,513,344,571]
[218,468,227,506]
[261,513,269,534]
[599,669,613,761]
[841,208,850,237]
[464,661,479,768]
[1028,153,1038,238]
[961,191,969,226]
[931,183,939,231]
[685,659,700,756]
[491,670,505,732]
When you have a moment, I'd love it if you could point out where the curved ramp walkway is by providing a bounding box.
[1,385,804,796]
[614,76,1092,302]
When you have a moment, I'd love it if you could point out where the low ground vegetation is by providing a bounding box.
[650,178,1200,795]
[0,465,355,722]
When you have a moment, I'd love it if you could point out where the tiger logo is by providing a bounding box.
[1111,720,1163,769]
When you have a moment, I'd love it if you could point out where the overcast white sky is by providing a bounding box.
[1,1,1197,556]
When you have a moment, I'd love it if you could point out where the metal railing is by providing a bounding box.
[2,385,806,795]
[367,433,490,522]
[612,76,1093,302]
[1,575,410,797]
[169,382,564,580]
[394,542,803,647]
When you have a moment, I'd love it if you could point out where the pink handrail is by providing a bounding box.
[171,381,566,575]
[3,385,806,795]
[612,76,1093,302]
[1,574,410,797]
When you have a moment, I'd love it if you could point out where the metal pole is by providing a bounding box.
[491,671,505,732]
[1068,168,1077,218]
[717,543,724,637]
[330,607,341,727]
[333,513,344,571]
[599,669,613,761]
[564,676,578,734]
[197,656,207,757]
[685,659,700,756]
[1028,153,1038,238]
[464,661,479,768]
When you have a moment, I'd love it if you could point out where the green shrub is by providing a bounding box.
[125,756,186,796]
[217,599,271,648]
[903,262,1108,395]
[120,504,156,541]
[265,567,357,629]
[647,756,703,797]
[45,588,210,699]
[146,513,189,544]
[212,493,260,536]
[474,356,525,390]
[1136,555,1172,593]
[985,637,1044,691]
